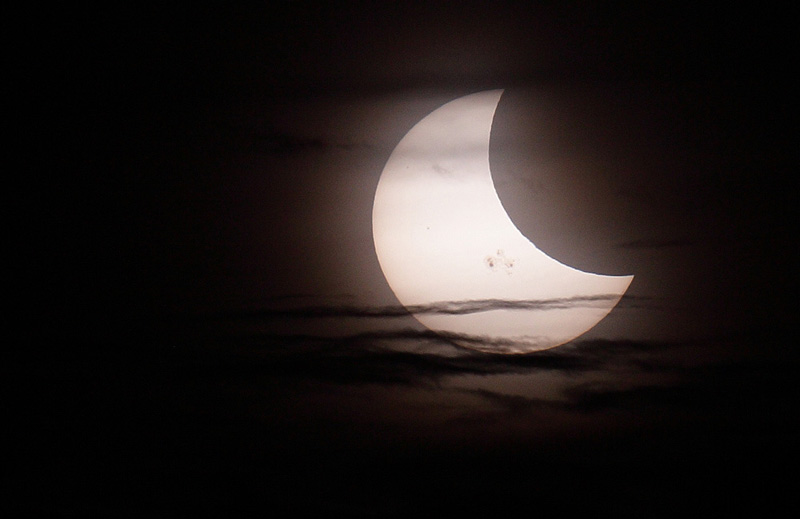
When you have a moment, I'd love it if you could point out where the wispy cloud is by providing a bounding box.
[224,330,682,388]
[461,388,557,414]
[458,347,798,420]
[213,294,639,322]
[146,320,795,460]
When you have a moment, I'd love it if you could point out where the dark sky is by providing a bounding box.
[15,3,798,517]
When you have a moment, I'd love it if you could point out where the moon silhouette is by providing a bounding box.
[372,90,633,353]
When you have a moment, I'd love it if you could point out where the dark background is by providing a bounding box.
[13,3,797,517]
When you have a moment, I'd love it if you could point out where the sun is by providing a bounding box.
[372,90,632,353]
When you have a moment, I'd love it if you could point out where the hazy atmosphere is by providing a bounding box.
[14,3,797,517]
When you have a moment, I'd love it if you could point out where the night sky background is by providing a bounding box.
[14,3,798,517]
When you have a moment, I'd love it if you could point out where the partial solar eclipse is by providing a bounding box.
[372,90,632,353]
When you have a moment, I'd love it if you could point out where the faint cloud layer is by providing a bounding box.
[220,294,646,321]
[465,357,797,420]
[213,328,797,441]
[232,330,682,387]
[201,294,659,354]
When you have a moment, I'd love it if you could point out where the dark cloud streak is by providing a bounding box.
[209,294,646,322]
[454,352,799,427]
[224,330,684,388]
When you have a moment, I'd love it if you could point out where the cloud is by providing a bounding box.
[462,388,557,414]
[191,295,661,353]
[229,329,798,436]
[222,328,680,389]
[459,350,799,425]
[215,294,643,322]
[173,303,793,434]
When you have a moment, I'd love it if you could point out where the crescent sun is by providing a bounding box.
[372,90,633,354]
